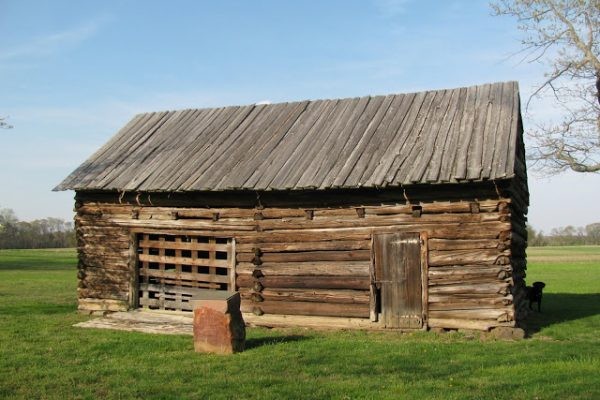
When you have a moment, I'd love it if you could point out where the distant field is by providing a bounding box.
[528,245,600,263]
[0,247,598,399]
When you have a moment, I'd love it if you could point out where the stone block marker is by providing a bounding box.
[191,291,246,354]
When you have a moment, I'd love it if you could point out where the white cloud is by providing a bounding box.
[373,0,412,18]
[0,17,109,62]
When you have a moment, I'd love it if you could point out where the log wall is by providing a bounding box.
[504,115,530,322]
[74,189,523,330]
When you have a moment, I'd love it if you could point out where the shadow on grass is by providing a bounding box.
[245,334,311,350]
[522,293,600,336]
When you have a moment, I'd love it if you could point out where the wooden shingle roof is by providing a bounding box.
[56,81,522,192]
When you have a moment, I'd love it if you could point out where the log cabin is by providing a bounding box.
[55,81,529,332]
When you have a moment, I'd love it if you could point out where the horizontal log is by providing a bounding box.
[428,238,508,251]
[259,212,503,231]
[428,266,512,284]
[79,248,130,259]
[78,276,130,290]
[242,313,375,330]
[429,249,510,267]
[76,224,129,232]
[79,254,130,270]
[170,208,250,219]
[366,203,461,215]
[130,227,250,238]
[429,294,513,303]
[428,318,513,331]
[78,298,128,312]
[428,297,513,310]
[77,232,130,242]
[236,222,512,243]
[80,267,131,281]
[236,240,369,252]
[237,250,371,263]
[241,300,370,318]
[428,277,511,287]
[365,200,504,216]
[428,282,510,295]
[78,200,507,224]
[236,261,370,277]
[429,308,514,322]
[77,287,129,301]
[237,275,370,290]
[313,208,363,218]
[177,208,308,220]
[239,288,370,304]
[110,218,257,231]
[429,265,511,277]
[237,230,371,244]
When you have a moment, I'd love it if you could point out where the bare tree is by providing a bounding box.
[492,0,600,173]
[0,116,12,129]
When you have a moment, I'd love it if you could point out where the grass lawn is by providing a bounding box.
[0,246,599,399]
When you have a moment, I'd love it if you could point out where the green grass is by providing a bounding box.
[1,247,599,399]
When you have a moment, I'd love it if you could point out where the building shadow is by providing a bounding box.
[244,334,311,350]
[520,293,600,336]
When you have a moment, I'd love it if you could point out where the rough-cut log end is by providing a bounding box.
[78,298,129,314]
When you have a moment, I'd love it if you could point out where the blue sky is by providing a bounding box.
[1,0,598,232]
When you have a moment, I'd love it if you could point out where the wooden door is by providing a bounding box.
[373,232,423,328]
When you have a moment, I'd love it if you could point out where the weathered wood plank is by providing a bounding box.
[138,254,230,268]
[428,318,511,331]
[78,298,129,312]
[355,93,417,186]
[243,313,375,330]
[236,240,369,252]
[429,308,513,321]
[236,261,370,277]
[367,91,428,186]
[392,89,444,184]
[237,275,370,290]
[466,83,492,180]
[330,94,398,187]
[428,282,510,295]
[228,101,311,189]
[428,238,507,251]
[139,268,230,284]
[239,288,370,304]
[237,250,371,263]
[242,300,370,318]
[428,248,510,266]
[138,239,229,252]
[170,105,258,190]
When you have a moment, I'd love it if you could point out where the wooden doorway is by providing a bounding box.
[372,232,426,329]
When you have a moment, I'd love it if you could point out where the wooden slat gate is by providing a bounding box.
[137,233,235,312]
[373,232,424,328]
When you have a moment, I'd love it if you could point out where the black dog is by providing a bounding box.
[526,281,546,312]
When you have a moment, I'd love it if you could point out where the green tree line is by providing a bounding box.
[0,208,75,249]
[528,223,600,247]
